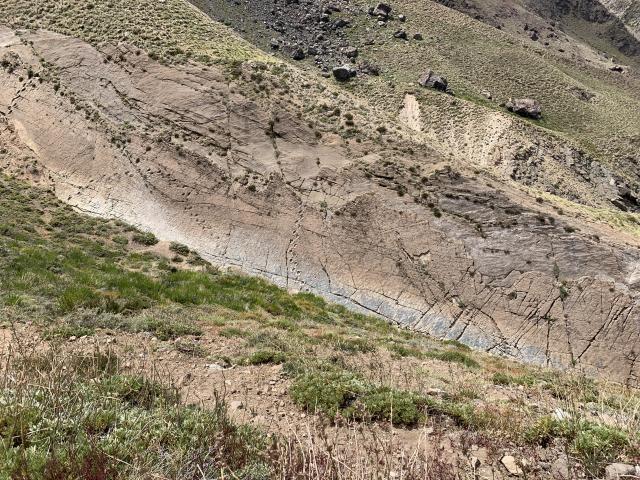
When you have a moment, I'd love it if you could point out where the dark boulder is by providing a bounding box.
[418,70,448,92]
[506,98,542,119]
[373,2,392,17]
[290,48,306,61]
[393,29,408,40]
[333,64,357,81]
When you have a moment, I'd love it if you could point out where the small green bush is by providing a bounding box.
[169,241,190,256]
[245,350,287,365]
[425,350,479,368]
[132,231,159,246]
[290,369,426,427]
[492,372,537,387]
[524,416,634,476]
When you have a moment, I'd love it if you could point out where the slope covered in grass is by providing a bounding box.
[3,0,270,64]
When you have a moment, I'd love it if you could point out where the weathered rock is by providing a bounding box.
[344,46,358,58]
[393,29,408,39]
[359,61,381,76]
[550,455,570,479]
[418,70,448,91]
[501,455,523,476]
[373,2,392,18]
[413,32,423,40]
[506,98,542,119]
[332,64,356,81]
[605,463,637,479]
[290,47,305,60]
[3,28,640,388]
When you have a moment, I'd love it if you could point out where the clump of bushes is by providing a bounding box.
[425,349,479,368]
[290,368,426,427]
[244,349,287,365]
[524,416,636,477]
[169,241,190,256]
[133,231,159,246]
[0,351,271,479]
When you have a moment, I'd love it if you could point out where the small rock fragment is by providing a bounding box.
[501,455,523,476]
[605,463,637,480]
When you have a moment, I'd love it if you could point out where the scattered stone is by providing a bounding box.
[418,70,448,92]
[605,463,637,479]
[501,455,523,476]
[344,46,359,58]
[481,90,492,100]
[610,65,624,73]
[552,407,570,421]
[550,455,570,480]
[413,32,423,40]
[179,372,192,386]
[506,98,542,119]
[269,38,280,50]
[290,48,305,61]
[568,86,595,102]
[229,400,245,411]
[332,64,357,81]
[470,457,482,469]
[333,18,350,29]
[425,387,447,397]
[359,61,381,76]
[373,2,392,18]
[393,29,408,40]
[398,14,406,22]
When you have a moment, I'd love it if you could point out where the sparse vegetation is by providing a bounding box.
[1,176,639,478]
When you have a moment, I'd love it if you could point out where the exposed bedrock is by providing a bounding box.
[1,28,639,384]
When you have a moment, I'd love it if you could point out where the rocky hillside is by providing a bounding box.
[1,0,640,388]
[1,174,639,479]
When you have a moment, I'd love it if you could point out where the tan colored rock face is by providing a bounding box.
[1,28,639,383]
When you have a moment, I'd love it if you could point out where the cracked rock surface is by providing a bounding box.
[1,28,640,383]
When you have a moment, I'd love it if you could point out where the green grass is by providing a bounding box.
[2,175,638,477]
[244,349,287,366]
[425,350,480,368]
[132,231,159,246]
[4,0,271,65]
[0,351,272,479]
[525,416,638,477]
[290,367,427,427]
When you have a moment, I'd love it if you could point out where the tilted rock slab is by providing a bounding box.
[1,28,639,383]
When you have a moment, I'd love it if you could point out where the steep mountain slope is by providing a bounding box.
[194,0,640,210]
[1,0,640,386]
[2,174,639,478]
